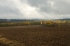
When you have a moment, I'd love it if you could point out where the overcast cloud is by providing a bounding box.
[0,0,70,19]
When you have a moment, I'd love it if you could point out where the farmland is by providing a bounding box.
[0,25,70,46]
[0,19,70,46]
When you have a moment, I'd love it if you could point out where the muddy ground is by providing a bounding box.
[0,25,70,46]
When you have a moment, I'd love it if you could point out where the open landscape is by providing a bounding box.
[1,0,70,46]
[0,25,70,46]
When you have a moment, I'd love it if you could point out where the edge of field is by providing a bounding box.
[0,35,25,46]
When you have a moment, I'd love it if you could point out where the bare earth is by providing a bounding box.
[0,25,70,46]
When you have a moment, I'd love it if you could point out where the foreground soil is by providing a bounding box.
[0,25,70,46]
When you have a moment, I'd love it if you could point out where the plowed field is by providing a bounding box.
[0,25,70,46]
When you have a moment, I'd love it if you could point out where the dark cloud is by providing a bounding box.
[27,0,47,7]
[0,0,70,19]
[25,0,70,15]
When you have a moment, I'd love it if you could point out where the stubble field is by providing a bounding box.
[0,25,70,46]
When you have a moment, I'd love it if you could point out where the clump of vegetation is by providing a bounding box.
[0,20,70,27]
[44,20,70,27]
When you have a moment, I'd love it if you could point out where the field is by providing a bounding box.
[0,25,70,46]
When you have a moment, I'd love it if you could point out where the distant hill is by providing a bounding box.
[0,19,26,22]
[58,18,70,20]
[0,18,70,22]
[0,19,40,22]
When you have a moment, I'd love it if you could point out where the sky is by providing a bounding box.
[0,0,70,19]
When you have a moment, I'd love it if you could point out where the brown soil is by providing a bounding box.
[0,25,70,46]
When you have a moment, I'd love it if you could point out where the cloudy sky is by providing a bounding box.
[0,0,70,19]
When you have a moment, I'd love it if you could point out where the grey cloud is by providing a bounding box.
[0,6,20,15]
[25,0,70,15]
[0,0,24,19]
[0,0,70,19]
[51,0,70,15]
[27,0,47,7]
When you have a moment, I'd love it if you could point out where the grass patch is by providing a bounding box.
[0,35,25,46]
